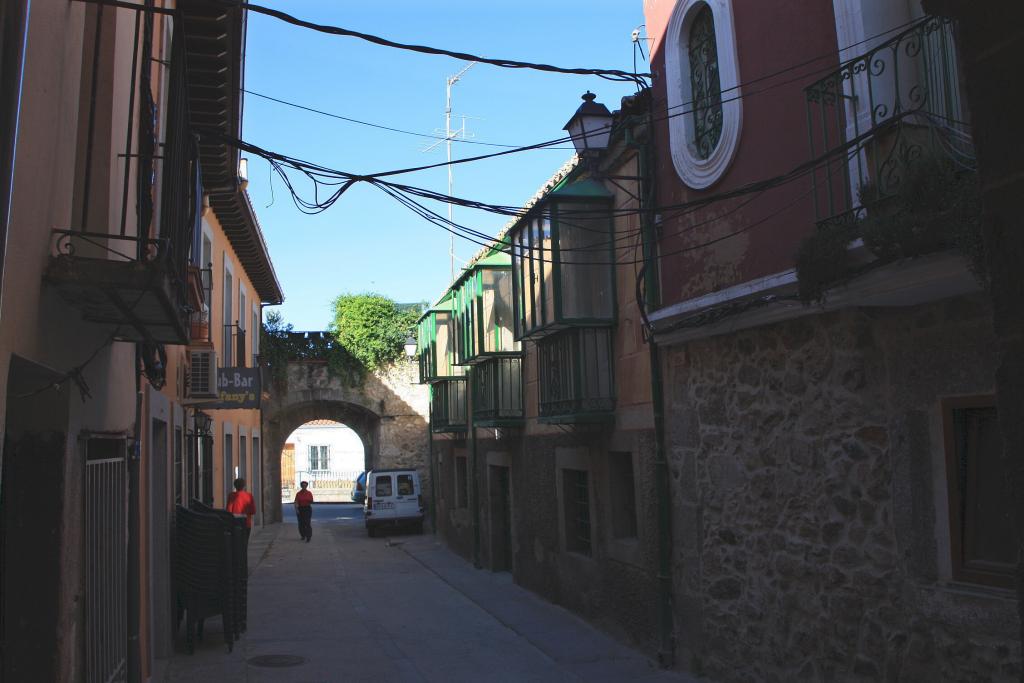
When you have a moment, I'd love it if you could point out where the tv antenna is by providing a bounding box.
[422,61,477,283]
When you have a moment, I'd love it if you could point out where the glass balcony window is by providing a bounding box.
[453,250,521,365]
[417,293,466,384]
[510,179,616,340]
[472,357,523,426]
[537,327,614,422]
[431,379,468,432]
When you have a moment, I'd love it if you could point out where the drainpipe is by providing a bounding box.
[128,345,143,682]
[0,0,31,324]
[427,387,437,535]
[632,108,675,667]
[258,302,265,528]
[468,369,481,568]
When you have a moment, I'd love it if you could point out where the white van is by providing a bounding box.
[364,469,425,536]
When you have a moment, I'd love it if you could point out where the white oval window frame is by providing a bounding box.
[664,0,743,190]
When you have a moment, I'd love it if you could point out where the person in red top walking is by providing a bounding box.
[294,480,314,542]
[226,477,257,544]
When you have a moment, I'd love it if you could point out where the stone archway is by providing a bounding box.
[263,399,380,523]
[259,358,429,524]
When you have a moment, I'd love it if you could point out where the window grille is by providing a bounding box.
[562,469,591,556]
[431,380,468,432]
[455,456,469,509]
[538,327,614,421]
[472,357,523,424]
[689,4,723,159]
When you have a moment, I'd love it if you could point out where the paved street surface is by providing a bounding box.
[159,503,698,682]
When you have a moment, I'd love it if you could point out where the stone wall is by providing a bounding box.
[431,425,665,658]
[664,294,1020,681]
[432,435,474,559]
[261,358,430,523]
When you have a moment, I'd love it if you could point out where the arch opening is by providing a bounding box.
[281,419,366,503]
[262,399,381,523]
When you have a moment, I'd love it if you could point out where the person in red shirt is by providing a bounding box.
[294,480,314,542]
[226,477,257,544]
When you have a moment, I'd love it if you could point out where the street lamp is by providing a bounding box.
[563,91,613,156]
[194,411,212,436]
[404,334,418,358]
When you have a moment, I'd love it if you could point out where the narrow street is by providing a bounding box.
[160,504,694,683]
[4,1,1021,680]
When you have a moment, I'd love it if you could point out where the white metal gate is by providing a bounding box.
[85,438,127,683]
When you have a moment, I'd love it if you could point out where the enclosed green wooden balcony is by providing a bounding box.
[431,379,468,432]
[510,178,616,341]
[417,293,466,384]
[537,327,615,423]
[472,357,523,426]
[453,249,521,365]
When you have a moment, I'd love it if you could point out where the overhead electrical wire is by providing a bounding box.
[222,100,903,227]
[234,39,937,187]
[243,88,576,150]
[212,0,648,86]
[370,145,854,268]
[186,12,962,265]
[659,14,924,115]
[211,102,927,269]
[236,16,927,160]
[294,133,857,267]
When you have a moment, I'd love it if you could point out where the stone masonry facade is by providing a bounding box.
[664,294,1019,681]
[431,426,665,659]
[262,358,430,524]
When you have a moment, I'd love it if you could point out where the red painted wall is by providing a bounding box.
[644,0,840,306]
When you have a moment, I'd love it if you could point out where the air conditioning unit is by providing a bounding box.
[188,349,217,399]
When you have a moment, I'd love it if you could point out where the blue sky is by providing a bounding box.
[243,1,644,330]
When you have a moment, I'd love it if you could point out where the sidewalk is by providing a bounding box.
[158,520,700,682]
[394,534,697,683]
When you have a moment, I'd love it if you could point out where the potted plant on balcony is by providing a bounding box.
[190,304,209,341]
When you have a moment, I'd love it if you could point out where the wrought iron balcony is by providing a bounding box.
[472,357,523,426]
[431,379,468,432]
[188,265,213,344]
[46,13,198,345]
[805,16,971,231]
[537,327,614,423]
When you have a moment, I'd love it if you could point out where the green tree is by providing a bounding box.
[329,293,420,370]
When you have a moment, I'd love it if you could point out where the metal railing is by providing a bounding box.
[472,356,523,423]
[805,16,971,228]
[85,440,127,683]
[189,265,213,343]
[538,327,614,420]
[158,25,200,311]
[431,379,468,432]
[290,469,363,490]
[51,5,199,333]
[282,469,364,503]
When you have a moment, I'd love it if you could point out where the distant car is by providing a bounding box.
[364,469,424,536]
[351,471,367,504]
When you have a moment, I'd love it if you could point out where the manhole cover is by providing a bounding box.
[248,654,305,668]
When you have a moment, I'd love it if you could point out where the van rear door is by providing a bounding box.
[372,473,396,518]
[395,472,419,518]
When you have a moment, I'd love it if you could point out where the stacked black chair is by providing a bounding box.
[192,500,249,637]
[174,504,236,653]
